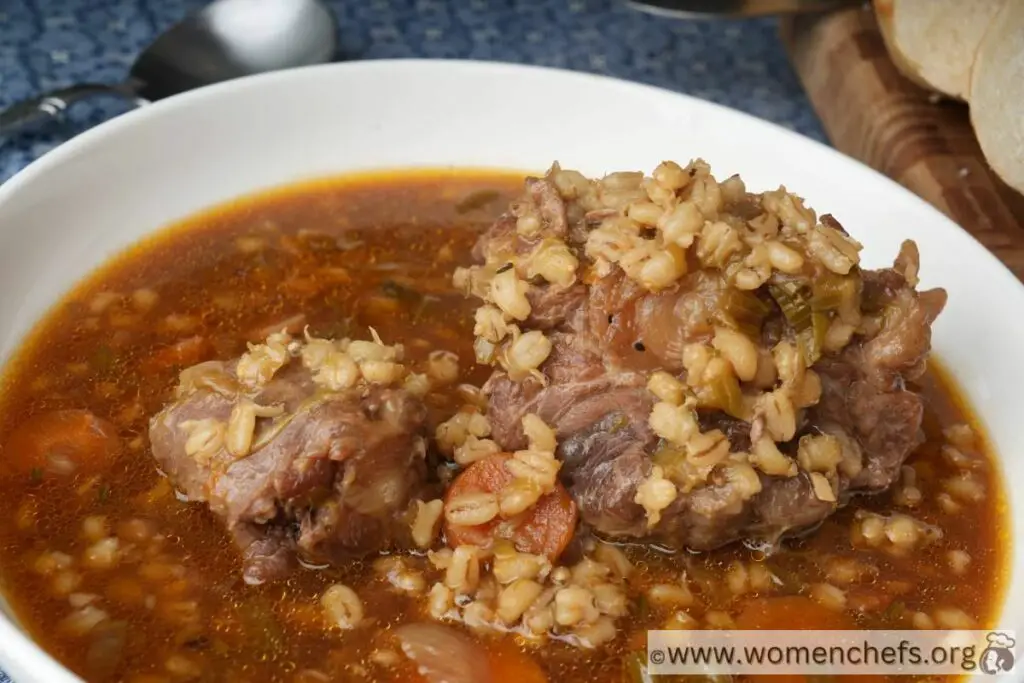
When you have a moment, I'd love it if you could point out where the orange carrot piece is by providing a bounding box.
[3,409,120,477]
[736,596,883,683]
[486,640,548,683]
[443,453,577,560]
[736,595,855,631]
[402,636,548,683]
[142,335,213,372]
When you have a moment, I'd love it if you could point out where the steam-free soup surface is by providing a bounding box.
[0,171,1007,682]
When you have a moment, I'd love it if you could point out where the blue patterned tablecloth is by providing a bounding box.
[0,1,822,679]
[0,0,826,184]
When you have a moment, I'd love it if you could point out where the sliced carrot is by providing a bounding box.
[2,409,120,477]
[486,639,548,683]
[443,453,577,560]
[400,634,548,683]
[142,335,214,372]
[736,595,856,631]
[736,596,883,683]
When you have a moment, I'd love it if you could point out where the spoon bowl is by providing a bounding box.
[130,0,337,102]
[0,0,337,137]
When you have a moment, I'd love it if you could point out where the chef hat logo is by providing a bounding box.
[980,632,1016,675]
[987,632,1016,649]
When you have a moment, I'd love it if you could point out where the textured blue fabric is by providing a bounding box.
[0,0,826,184]
[0,1,822,679]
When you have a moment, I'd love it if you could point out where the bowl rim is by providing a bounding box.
[5,58,1022,298]
[0,58,1020,683]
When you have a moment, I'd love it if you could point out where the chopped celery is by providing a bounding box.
[608,413,631,434]
[797,311,829,365]
[714,288,772,339]
[811,273,856,312]
[883,599,908,622]
[810,274,842,310]
[770,279,832,365]
[653,443,688,480]
[634,594,652,621]
[768,280,812,330]
[698,371,745,419]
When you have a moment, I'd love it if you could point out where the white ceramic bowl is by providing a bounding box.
[0,60,1019,683]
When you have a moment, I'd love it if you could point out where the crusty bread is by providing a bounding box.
[874,0,1005,100]
[970,1,1024,194]
[875,0,932,92]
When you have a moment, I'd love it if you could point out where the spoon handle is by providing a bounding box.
[0,83,144,138]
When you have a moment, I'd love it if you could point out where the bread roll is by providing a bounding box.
[874,0,1005,100]
[970,1,1024,194]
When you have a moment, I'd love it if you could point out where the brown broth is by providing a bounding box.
[0,170,1008,683]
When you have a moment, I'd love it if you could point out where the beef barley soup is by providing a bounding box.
[0,168,1008,683]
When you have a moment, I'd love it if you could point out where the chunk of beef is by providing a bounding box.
[232,522,297,584]
[586,270,729,373]
[486,323,932,548]
[700,413,752,453]
[811,269,946,492]
[860,284,947,388]
[526,284,588,331]
[749,474,834,539]
[527,176,568,238]
[813,357,926,491]
[475,170,946,553]
[485,331,650,451]
[471,179,587,333]
[563,418,652,536]
[472,177,567,264]
[149,362,427,584]
[542,375,831,548]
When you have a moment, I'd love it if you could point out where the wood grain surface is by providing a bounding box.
[780,7,1024,278]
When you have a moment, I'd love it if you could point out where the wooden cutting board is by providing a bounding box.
[780,7,1024,279]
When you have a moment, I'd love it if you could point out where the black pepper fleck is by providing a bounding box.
[634,341,646,352]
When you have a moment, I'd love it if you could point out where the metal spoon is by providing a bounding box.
[627,0,862,19]
[0,0,337,138]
